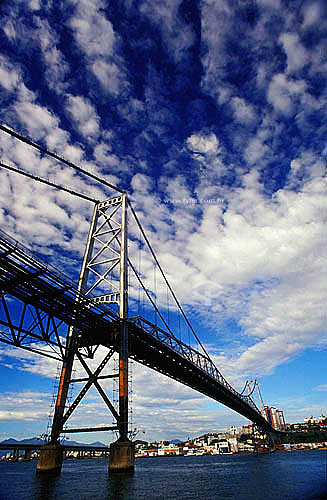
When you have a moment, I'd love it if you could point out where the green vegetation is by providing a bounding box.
[280,430,327,444]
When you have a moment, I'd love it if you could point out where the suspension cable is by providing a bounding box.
[0,125,210,359]
[178,307,181,341]
[128,199,211,360]
[0,124,126,195]
[154,263,157,327]
[128,258,176,339]
[0,161,99,204]
[137,235,141,317]
[166,285,170,327]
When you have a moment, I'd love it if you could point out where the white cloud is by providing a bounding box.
[302,1,322,27]
[140,0,195,63]
[287,150,326,188]
[28,0,41,11]
[0,56,21,91]
[69,2,115,58]
[236,336,303,376]
[129,156,326,382]
[66,95,100,140]
[92,60,126,97]
[279,33,309,74]
[0,123,108,262]
[231,97,256,125]
[14,101,59,139]
[314,385,327,392]
[131,167,326,380]
[36,19,69,92]
[187,132,220,156]
[0,391,52,423]
[257,0,281,7]
[2,13,69,94]
[67,0,129,98]
[244,136,269,165]
[267,73,306,115]
[200,0,233,99]
[3,20,17,41]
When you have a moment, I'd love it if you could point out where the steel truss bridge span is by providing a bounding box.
[0,229,272,431]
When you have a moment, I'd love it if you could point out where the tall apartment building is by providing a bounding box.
[261,405,286,430]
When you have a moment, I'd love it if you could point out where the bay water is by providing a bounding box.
[0,450,326,500]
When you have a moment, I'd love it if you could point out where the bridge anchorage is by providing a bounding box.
[0,127,279,475]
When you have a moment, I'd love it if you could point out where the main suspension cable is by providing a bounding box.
[0,124,126,195]
[0,124,209,359]
[0,161,99,204]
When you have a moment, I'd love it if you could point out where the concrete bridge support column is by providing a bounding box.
[109,439,134,473]
[36,443,63,475]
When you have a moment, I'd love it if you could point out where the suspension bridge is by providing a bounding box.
[0,125,277,474]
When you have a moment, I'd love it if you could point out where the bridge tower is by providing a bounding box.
[37,194,134,474]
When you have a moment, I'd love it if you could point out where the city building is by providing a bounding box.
[261,405,286,430]
[304,416,318,424]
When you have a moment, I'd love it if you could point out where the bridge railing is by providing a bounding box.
[130,315,262,416]
[0,228,78,288]
[0,229,119,320]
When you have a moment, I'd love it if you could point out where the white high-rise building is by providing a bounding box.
[262,405,286,430]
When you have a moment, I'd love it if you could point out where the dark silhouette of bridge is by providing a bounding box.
[0,125,277,473]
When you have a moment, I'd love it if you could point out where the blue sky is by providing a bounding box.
[0,0,326,444]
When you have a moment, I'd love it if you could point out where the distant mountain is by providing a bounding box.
[0,437,46,446]
[87,441,107,447]
[0,437,107,449]
[0,438,21,445]
[0,438,45,457]
[170,439,183,444]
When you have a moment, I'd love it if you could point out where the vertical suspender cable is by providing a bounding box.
[128,200,211,360]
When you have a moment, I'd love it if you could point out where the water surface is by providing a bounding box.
[0,450,326,500]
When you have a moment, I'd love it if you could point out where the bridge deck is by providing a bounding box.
[0,230,273,432]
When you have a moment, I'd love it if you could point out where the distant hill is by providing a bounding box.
[0,436,107,447]
[86,441,107,447]
[0,437,107,457]
[1,438,21,445]
[170,439,183,444]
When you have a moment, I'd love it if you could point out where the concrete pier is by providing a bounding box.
[109,439,135,473]
[36,443,63,475]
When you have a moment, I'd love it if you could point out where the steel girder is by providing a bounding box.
[77,317,273,431]
[0,228,118,358]
[0,228,275,433]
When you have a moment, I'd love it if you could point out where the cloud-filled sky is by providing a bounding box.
[0,0,326,443]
